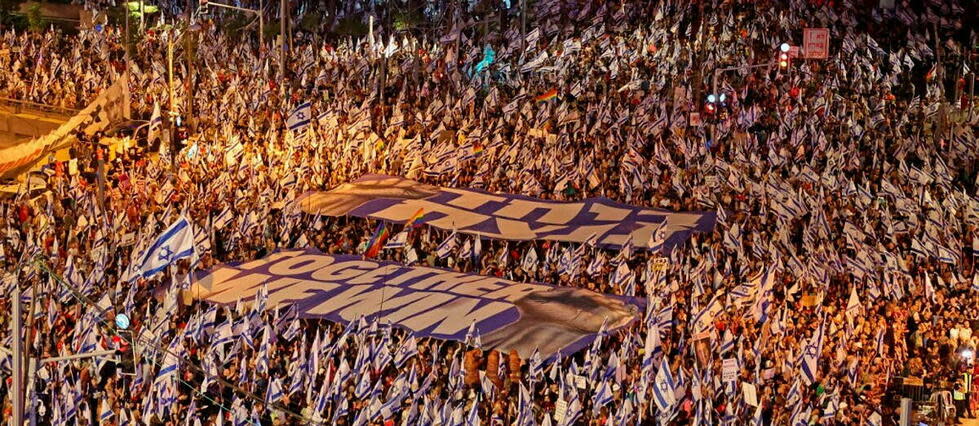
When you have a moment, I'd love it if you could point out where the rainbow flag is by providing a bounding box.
[535,88,559,102]
[925,64,937,81]
[404,208,426,228]
[364,223,390,258]
[472,142,485,156]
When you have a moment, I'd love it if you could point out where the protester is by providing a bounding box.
[1,0,978,424]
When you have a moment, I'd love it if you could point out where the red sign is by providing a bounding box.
[803,28,830,59]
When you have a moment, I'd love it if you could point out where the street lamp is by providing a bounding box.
[198,0,265,47]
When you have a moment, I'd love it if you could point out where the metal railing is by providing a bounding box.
[0,97,79,119]
[895,376,930,402]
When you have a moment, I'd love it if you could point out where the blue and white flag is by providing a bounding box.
[286,102,312,131]
[465,395,480,426]
[99,401,114,422]
[213,207,233,230]
[749,267,775,325]
[691,294,724,334]
[529,348,542,379]
[437,231,458,259]
[393,336,418,368]
[384,230,408,249]
[266,377,284,403]
[652,358,677,412]
[845,285,862,318]
[868,411,882,426]
[647,220,669,252]
[148,101,163,143]
[128,216,195,281]
[592,379,613,414]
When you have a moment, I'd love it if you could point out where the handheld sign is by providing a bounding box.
[803,28,830,59]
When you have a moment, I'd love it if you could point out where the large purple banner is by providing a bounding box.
[292,175,716,252]
[192,248,644,359]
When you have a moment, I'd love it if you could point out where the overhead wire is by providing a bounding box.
[30,254,327,425]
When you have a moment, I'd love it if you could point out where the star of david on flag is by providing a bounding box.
[286,102,312,131]
[128,216,196,281]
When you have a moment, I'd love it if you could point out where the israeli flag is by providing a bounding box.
[128,216,195,281]
[385,230,408,249]
[592,380,613,414]
[266,377,284,403]
[652,358,677,411]
[286,102,312,131]
[148,101,163,143]
[436,231,458,259]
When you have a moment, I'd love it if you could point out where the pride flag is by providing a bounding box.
[364,223,390,258]
[535,88,559,102]
[404,208,426,228]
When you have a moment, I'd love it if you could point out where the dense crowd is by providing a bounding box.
[2,0,979,424]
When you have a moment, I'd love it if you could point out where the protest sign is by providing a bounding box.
[193,248,644,359]
[804,28,830,59]
[722,358,738,383]
[743,383,759,407]
[294,175,716,252]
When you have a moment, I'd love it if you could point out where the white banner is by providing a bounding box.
[0,73,130,175]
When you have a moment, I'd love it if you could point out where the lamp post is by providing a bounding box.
[200,0,264,47]
[3,284,123,426]
[708,61,775,144]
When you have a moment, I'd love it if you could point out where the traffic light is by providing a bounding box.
[778,43,790,69]
[778,52,789,68]
[705,94,717,114]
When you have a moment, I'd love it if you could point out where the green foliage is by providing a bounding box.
[0,0,17,26]
[25,2,45,32]
[393,9,423,32]
[125,1,159,17]
[216,12,251,40]
[299,10,323,33]
[334,16,367,37]
[263,21,280,41]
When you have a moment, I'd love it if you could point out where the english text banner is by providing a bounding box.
[192,248,644,359]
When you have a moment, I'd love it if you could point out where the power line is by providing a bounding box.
[29,254,327,425]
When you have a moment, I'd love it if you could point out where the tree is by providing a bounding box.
[0,0,16,26]
[25,2,46,32]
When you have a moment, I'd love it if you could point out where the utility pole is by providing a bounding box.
[11,285,23,425]
[167,30,178,168]
[970,72,975,121]
[279,0,287,81]
[185,3,195,132]
[124,3,130,62]
[519,0,525,52]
